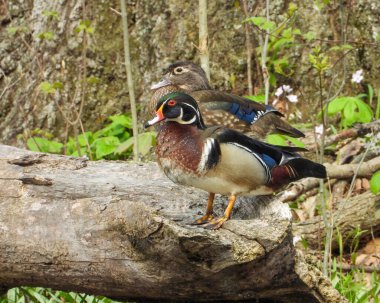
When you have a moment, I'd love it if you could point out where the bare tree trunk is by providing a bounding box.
[0,145,345,303]
[199,0,210,81]
[241,0,254,95]
[120,0,139,161]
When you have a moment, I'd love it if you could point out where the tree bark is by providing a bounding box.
[0,145,345,303]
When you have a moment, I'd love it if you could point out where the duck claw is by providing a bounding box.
[202,217,228,230]
[190,213,215,225]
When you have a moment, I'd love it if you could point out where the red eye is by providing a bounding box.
[168,100,176,106]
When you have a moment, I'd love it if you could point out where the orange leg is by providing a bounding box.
[204,195,237,230]
[191,193,215,225]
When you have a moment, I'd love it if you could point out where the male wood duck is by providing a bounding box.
[149,61,305,139]
[145,92,326,229]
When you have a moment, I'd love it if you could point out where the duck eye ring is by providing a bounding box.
[174,67,183,74]
[168,100,176,106]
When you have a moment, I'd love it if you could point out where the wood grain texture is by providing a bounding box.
[0,145,345,303]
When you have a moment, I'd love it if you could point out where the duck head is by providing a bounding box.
[145,92,206,129]
[150,61,211,91]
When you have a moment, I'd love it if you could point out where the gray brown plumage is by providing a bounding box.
[149,61,304,139]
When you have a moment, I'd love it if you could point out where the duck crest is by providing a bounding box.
[156,122,204,175]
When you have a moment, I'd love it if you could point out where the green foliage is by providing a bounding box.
[375,88,380,120]
[26,114,156,160]
[244,94,265,103]
[370,170,380,195]
[75,20,95,34]
[37,31,55,41]
[42,10,59,19]
[327,96,373,128]
[39,81,64,94]
[245,3,302,86]
[309,46,330,72]
[245,16,275,31]
[266,134,305,148]
[27,137,63,154]
[6,26,29,36]
[330,261,380,303]
[0,287,124,303]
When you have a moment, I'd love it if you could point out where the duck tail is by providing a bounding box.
[270,158,326,187]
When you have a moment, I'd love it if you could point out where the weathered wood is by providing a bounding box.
[0,145,345,303]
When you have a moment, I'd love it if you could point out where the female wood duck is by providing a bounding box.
[146,92,326,229]
[149,61,305,139]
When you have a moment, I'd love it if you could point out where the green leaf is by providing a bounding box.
[342,100,356,128]
[39,81,63,94]
[77,132,93,147]
[108,114,132,128]
[27,137,63,154]
[244,94,265,103]
[354,98,373,123]
[368,84,374,106]
[370,171,380,194]
[42,10,59,19]
[266,134,288,146]
[303,31,315,42]
[115,132,156,156]
[375,88,380,119]
[286,136,305,148]
[246,16,266,26]
[328,97,350,114]
[92,136,120,159]
[38,31,55,40]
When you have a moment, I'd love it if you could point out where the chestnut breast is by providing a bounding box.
[156,122,203,176]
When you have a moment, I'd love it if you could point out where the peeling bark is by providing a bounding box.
[0,145,346,303]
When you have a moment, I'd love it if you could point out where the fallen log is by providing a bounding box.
[0,145,345,303]
[293,191,380,250]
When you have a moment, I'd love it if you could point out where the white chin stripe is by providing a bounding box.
[168,114,197,125]
[147,116,163,126]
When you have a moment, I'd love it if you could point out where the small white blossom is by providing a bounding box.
[315,124,324,137]
[351,69,364,84]
[286,94,298,103]
[275,85,293,97]
[282,85,293,93]
[293,236,301,245]
[272,98,279,106]
[275,86,284,97]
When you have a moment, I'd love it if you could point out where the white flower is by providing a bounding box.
[286,94,298,103]
[272,98,279,106]
[275,85,293,97]
[282,85,293,93]
[293,236,301,245]
[275,86,284,97]
[315,124,324,137]
[351,69,364,83]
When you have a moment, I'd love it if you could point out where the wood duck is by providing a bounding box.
[145,92,326,229]
[149,61,305,139]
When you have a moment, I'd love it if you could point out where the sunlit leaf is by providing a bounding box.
[27,137,63,154]
[370,171,380,194]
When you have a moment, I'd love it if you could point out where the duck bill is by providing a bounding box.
[150,77,171,90]
[145,104,165,128]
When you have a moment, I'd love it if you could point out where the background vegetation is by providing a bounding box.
[0,0,380,302]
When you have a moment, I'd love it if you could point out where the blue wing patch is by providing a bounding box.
[228,103,266,124]
[261,153,277,169]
